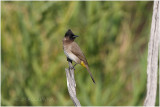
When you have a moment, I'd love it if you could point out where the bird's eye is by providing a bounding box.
[69,35,74,40]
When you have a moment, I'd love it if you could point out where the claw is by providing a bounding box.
[69,66,75,70]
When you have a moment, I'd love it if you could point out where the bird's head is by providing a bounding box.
[64,29,79,40]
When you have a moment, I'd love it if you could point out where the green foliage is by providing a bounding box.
[2,1,158,106]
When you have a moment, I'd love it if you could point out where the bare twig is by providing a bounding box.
[65,61,81,106]
[144,1,159,106]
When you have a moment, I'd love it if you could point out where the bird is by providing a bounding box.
[63,29,95,84]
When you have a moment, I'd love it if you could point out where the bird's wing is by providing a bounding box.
[70,42,88,65]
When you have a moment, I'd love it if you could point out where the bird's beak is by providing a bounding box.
[73,35,79,38]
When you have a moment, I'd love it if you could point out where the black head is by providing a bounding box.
[65,29,79,40]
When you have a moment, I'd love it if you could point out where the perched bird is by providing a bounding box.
[63,29,95,84]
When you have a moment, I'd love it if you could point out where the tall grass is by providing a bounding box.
[2,1,157,106]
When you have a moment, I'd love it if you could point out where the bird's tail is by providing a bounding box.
[86,66,96,84]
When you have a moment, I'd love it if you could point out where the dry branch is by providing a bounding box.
[144,1,159,106]
[65,61,81,106]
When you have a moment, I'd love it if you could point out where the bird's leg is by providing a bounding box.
[67,58,77,70]
[73,63,77,68]
[69,63,77,70]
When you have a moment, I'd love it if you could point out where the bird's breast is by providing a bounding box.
[64,50,80,64]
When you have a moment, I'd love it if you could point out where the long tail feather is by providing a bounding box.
[86,66,96,84]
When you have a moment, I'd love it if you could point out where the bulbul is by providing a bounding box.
[63,29,95,84]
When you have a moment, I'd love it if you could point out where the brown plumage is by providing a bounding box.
[63,29,95,83]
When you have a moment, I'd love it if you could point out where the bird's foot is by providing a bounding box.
[69,66,75,70]
[69,63,77,70]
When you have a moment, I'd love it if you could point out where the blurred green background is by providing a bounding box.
[1,1,159,106]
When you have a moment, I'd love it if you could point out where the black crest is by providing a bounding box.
[65,29,74,37]
[65,29,79,40]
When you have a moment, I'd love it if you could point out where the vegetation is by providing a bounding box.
[1,1,158,106]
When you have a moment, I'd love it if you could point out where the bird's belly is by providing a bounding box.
[64,51,80,63]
